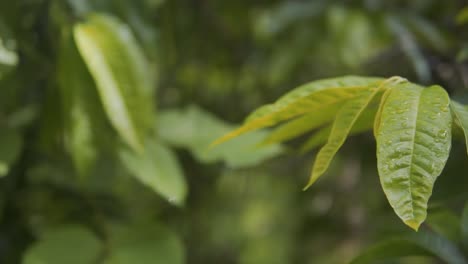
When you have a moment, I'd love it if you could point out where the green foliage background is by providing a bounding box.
[0,0,467,263]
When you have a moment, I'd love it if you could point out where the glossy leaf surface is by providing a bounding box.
[213,76,384,145]
[376,84,452,230]
[305,84,382,188]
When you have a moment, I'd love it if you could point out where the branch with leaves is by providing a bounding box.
[214,75,468,231]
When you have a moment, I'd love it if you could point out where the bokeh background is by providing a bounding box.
[0,0,468,263]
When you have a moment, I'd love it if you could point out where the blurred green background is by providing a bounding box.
[0,0,468,263]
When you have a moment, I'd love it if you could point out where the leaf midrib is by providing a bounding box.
[407,89,423,221]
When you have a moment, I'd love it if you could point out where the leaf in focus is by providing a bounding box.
[300,103,378,152]
[213,76,384,145]
[305,84,382,189]
[450,101,468,157]
[0,127,22,177]
[105,223,184,264]
[261,103,340,145]
[350,230,467,264]
[376,84,452,230]
[120,139,187,206]
[158,105,283,168]
[23,225,102,264]
[74,13,155,152]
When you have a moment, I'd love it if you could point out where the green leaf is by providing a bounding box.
[450,101,468,157]
[462,202,468,250]
[158,105,283,168]
[120,139,187,206]
[0,21,18,79]
[58,32,106,176]
[304,83,383,189]
[261,103,340,145]
[456,6,468,25]
[300,104,378,152]
[0,127,22,177]
[105,223,184,264]
[213,76,384,145]
[23,225,102,264]
[376,84,452,230]
[350,230,467,264]
[74,13,155,152]
[373,87,393,138]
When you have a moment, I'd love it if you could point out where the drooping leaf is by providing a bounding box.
[213,76,384,145]
[0,127,22,177]
[74,13,155,152]
[23,225,102,264]
[450,101,468,157]
[376,84,452,230]
[158,105,283,168]
[301,103,378,152]
[105,223,184,264]
[350,230,467,264]
[304,83,383,189]
[120,139,187,206]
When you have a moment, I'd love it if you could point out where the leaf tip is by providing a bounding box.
[404,219,422,231]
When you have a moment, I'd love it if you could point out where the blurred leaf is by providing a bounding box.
[74,13,155,152]
[462,202,468,249]
[386,15,431,83]
[426,209,460,242]
[451,101,468,157]
[0,127,22,177]
[105,223,184,264]
[158,105,283,168]
[120,139,187,206]
[403,14,449,52]
[305,83,382,189]
[23,225,102,264]
[213,76,384,145]
[58,31,108,176]
[6,105,38,129]
[376,84,452,230]
[0,21,17,79]
[456,6,468,25]
[253,1,325,38]
[350,230,467,264]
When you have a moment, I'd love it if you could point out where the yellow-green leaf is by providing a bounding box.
[261,103,340,145]
[119,139,187,206]
[74,14,155,152]
[305,84,383,189]
[376,84,452,230]
[450,101,468,157]
[300,104,378,153]
[213,76,384,145]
